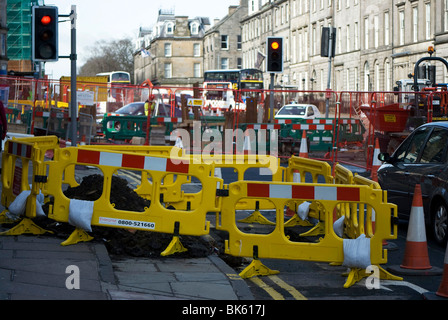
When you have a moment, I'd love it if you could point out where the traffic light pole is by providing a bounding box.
[59,5,77,146]
[325,27,333,118]
[69,5,77,146]
[269,73,275,123]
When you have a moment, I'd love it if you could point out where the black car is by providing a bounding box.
[377,122,448,246]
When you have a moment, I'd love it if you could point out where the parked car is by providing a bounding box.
[274,104,321,120]
[112,101,181,117]
[377,122,448,246]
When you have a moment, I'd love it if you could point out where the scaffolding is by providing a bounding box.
[6,0,40,68]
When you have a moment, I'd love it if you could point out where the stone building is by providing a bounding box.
[203,0,248,71]
[0,0,8,75]
[133,9,211,86]
[242,0,448,92]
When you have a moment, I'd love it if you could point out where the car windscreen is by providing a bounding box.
[115,103,144,115]
[277,106,306,116]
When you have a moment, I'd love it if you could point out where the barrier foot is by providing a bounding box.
[161,236,188,256]
[343,265,403,288]
[61,228,94,246]
[284,214,313,227]
[238,201,275,226]
[0,218,53,236]
[299,221,325,237]
[0,210,19,224]
[239,259,280,279]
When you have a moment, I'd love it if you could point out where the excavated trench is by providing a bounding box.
[38,174,219,259]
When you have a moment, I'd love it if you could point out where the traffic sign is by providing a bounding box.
[187,98,203,107]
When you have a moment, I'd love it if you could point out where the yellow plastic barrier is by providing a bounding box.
[0,136,60,235]
[0,136,402,287]
[44,146,221,239]
[216,179,400,287]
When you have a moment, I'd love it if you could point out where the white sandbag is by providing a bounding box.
[68,199,94,232]
[8,190,46,219]
[333,216,345,238]
[8,190,31,218]
[297,201,311,221]
[35,192,45,217]
[174,136,184,149]
[342,234,371,269]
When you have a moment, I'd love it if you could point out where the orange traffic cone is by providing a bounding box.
[436,245,448,298]
[299,131,308,158]
[401,184,431,270]
[423,244,448,299]
[243,130,251,155]
[371,138,381,182]
[388,185,443,276]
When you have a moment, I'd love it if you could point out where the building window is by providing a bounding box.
[346,24,350,52]
[0,34,5,56]
[364,17,369,50]
[399,10,405,45]
[221,58,229,69]
[445,0,448,31]
[190,22,199,35]
[426,3,431,40]
[237,58,242,69]
[237,35,242,50]
[164,43,172,57]
[374,15,379,48]
[166,22,174,34]
[194,63,201,78]
[164,63,172,78]
[354,22,358,50]
[338,27,342,54]
[413,7,418,43]
[221,35,229,50]
[384,12,390,46]
[193,43,200,57]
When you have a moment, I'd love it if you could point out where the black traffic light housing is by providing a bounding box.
[266,37,283,73]
[32,6,59,62]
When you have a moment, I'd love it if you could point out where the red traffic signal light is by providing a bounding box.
[266,37,283,73]
[32,6,59,62]
[41,15,52,25]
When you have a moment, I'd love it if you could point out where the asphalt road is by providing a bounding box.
[76,162,448,300]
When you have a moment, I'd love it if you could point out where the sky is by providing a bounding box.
[43,0,240,79]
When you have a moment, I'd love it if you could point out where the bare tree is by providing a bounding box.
[78,38,134,82]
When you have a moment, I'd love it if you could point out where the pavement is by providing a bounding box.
[0,146,254,301]
[0,231,254,300]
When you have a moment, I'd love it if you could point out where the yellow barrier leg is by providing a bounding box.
[238,201,276,226]
[284,214,313,227]
[161,236,187,256]
[239,246,279,279]
[299,221,325,237]
[239,259,280,279]
[161,222,188,256]
[0,210,19,224]
[61,228,94,246]
[0,218,53,236]
[343,265,403,288]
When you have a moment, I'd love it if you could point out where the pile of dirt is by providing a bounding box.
[41,174,214,259]
[63,174,151,212]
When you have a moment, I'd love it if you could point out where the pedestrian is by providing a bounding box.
[0,100,7,153]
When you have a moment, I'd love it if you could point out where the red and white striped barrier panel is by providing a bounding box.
[77,149,189,174]
[246,183,360,202]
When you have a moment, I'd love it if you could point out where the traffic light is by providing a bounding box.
[321,27,336,58]
[266,37,283,73]
[32,6,59,62]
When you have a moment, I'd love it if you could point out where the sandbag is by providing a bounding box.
[68,199,94,232]
[333,216,345,238]
[342,234,371,269]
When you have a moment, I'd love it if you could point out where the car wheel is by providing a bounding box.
[431,201,448,246]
